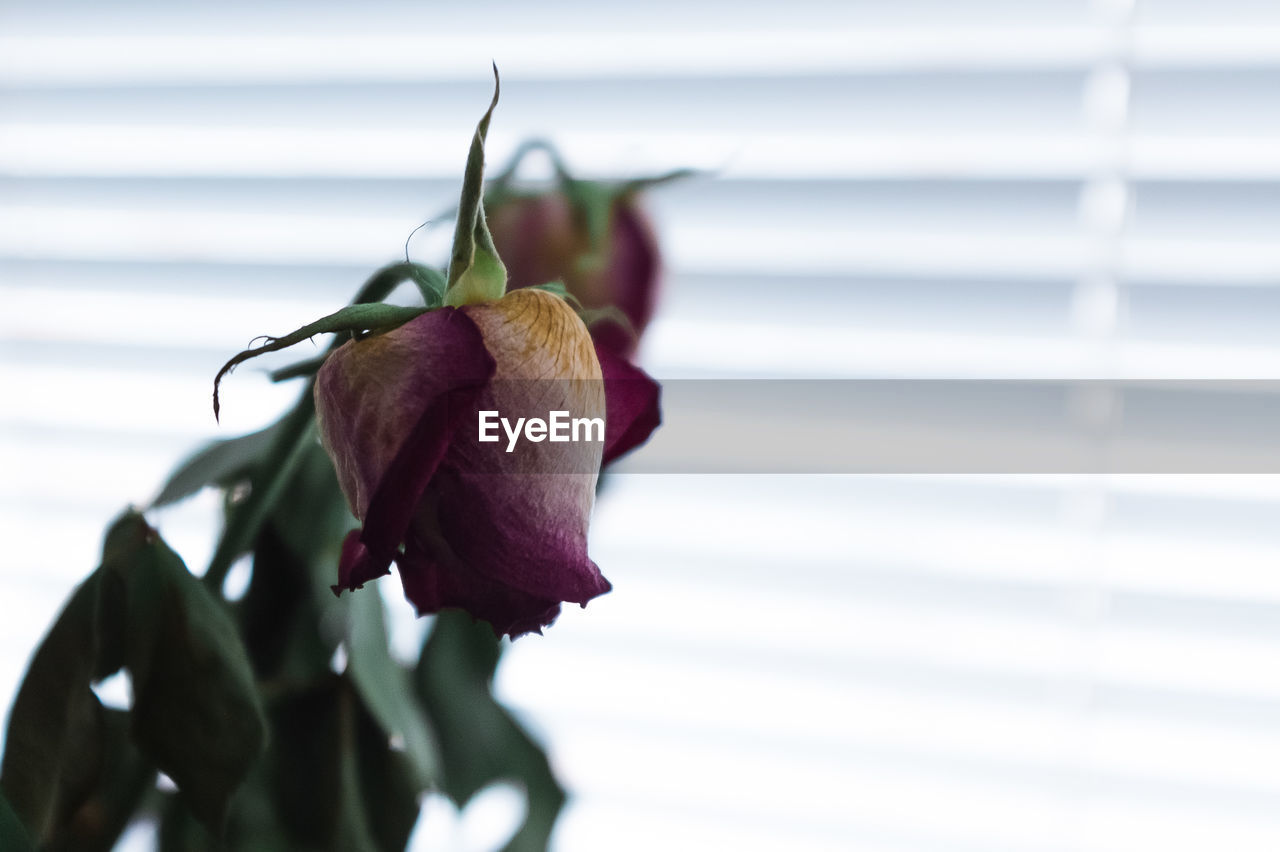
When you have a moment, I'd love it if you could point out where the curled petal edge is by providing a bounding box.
[596,344,662,466]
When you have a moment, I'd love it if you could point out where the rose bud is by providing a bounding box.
[487,189,658,358]
[484,141,691,359]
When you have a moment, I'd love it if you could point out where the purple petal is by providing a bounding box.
[594,199,660,357]
[331,529,389,595]
[596,344,662,466]
[398,532,569,639]
[316,308,495,592]
[392,289,613,635]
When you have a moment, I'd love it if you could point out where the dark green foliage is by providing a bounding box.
[0,789,34,852]
[1,135,575,847]
[100,515,266,828]
[0,576,106,846]
[151,422,284,509]
[1,513,266,845]
[417,612,566,852]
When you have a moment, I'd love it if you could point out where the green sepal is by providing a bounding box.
[445,244,506,307]
[531,281,637,344]
[562,178,615,275]
[529,280,582,311]
[409,263,447,308]
[577,304,637,341]
[619,166,701,194]
[213,302,429,421]
[443,65,508,307]
[487,138,570,195]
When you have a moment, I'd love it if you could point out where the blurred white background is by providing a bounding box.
[4,0,1280,849]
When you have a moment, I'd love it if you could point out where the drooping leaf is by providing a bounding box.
[257,440,356,667]
[416,611,565,852]
[346,587,439,791]
[151,422,283,508]
[239,522,337,684]
[156,791,220,852]
[266,678,354,850]
[352,685,421,852]
[0,576,104,846]
[262,676,419,852]
[204,398,318,590]
[266,438,440,793]
[45,709,153,852]
[0,789,33,852]
[100,512,266,828]
[157,759,297,852]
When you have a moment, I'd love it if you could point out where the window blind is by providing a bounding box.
[3,0,1280,849]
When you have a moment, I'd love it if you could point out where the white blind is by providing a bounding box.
[4,1,1280,850]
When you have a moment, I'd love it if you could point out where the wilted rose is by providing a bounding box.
[314,288,659,638]
[212,73,663,637]
[487,187,660,358]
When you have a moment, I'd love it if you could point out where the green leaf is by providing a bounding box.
[352,686,421,852]
[240,441,353,683]
[204,397,318,590]
[0,789,33,852]
[151,422,283,508]
[44,709,154,852]
[416,611,565,852]
[156,791,221,852]
[346,588,439,791]
[266,678,364,851]
[0,574,106,846]
[157,762,293,852]
[101,512,266,828]
[257,677,420,852]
